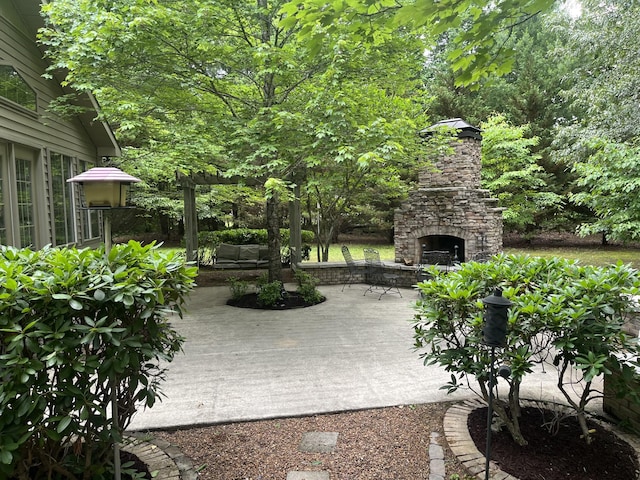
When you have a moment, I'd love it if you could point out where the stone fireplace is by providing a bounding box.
[394,118,504,265]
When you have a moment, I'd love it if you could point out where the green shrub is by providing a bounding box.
[227,276,250,299]
[258,281,286,307]
[0,242,196,479]
[413,254,640,445]
[294,270,324,304]
[256,271,269,290]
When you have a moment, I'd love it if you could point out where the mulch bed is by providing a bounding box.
[467,406,639,480]
[226,291,325,309]
[121,450,152,480]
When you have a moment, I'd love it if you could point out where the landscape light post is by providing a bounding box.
[481,288,513,480]
[67,167,141,480]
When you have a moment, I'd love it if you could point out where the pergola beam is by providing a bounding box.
[176,171,302,265]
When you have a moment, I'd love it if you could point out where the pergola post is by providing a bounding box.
[289,183,302,265]
[183,184,198,263]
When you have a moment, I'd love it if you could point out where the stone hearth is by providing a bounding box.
[394,118,504,265]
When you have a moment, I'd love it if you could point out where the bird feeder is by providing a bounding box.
[67,167,141,208]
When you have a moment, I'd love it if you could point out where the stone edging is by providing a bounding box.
[443,398,640,480]
[122,433,199,480]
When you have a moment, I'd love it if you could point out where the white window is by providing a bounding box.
[50,152,75,245]
[15,156,34,247]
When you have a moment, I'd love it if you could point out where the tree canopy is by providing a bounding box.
[481,114,563,233]
[553,0,640,242]
[282,0,556,86]
[41,0,640,245]
[41,0,432,276]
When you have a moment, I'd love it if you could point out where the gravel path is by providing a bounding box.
[154,403,471,480]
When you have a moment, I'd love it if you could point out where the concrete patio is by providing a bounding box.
[127,283,577,432]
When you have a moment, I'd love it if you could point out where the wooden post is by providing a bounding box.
[289,184,302,265]
[183,184,198,263]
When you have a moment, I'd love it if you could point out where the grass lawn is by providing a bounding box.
[304,244,396,263]
[503,245,640,268]
[160,238,640,268]
[302,243,640,267]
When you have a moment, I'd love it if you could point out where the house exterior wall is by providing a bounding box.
[0,0,118,248]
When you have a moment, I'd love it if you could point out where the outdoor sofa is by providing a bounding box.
[213,243,270,269]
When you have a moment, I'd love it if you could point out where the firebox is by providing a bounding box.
[420,235,465,263]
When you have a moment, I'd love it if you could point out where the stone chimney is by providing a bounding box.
[394,118,504,265]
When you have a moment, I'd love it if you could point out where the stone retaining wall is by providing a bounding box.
[295,261,421,289]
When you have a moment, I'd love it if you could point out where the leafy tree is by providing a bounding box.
[570,139,640,241]
[295,34,430,260]
[283,0,556,87]
[552,0,640,241]
[481,114,563,234]
[41,0,430,281]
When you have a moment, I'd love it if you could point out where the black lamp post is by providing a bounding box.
[481,288,513,480]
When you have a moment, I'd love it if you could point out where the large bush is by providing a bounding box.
[413,254,640,445]
[0,242,196,479]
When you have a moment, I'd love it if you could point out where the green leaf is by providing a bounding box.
[0,450,12,465]
[69,299,83,310]
[52,293,72,300]
[57,416,72,433]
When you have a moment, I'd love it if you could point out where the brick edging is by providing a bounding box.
[123,434,199,480]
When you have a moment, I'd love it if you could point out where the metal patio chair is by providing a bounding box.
[363,248,402,300]
[341,245,359,291]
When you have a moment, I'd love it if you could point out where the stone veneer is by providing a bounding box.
[395,129,504,265]
[295,261,420,288]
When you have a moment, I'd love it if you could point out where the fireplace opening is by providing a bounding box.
[419,235,465,263]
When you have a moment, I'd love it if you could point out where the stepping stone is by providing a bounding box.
[298,432,339,453]
[287,472,330,480]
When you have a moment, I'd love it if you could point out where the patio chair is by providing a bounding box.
[363,248,402,300]
[341,245,359,291]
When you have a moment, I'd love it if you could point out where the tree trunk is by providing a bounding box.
[494,401,528,446]
[478,376,527,446]
[266,194,282,283]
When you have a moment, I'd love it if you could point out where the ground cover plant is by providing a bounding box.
[413,254,640,445]
[226,270,324,309]
[0,242,196,479]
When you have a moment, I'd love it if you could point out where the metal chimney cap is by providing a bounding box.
[419,117,482,140]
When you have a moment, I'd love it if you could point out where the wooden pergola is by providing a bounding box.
[176,171,302,265]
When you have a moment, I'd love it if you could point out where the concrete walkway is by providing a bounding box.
[128,283,570,431]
